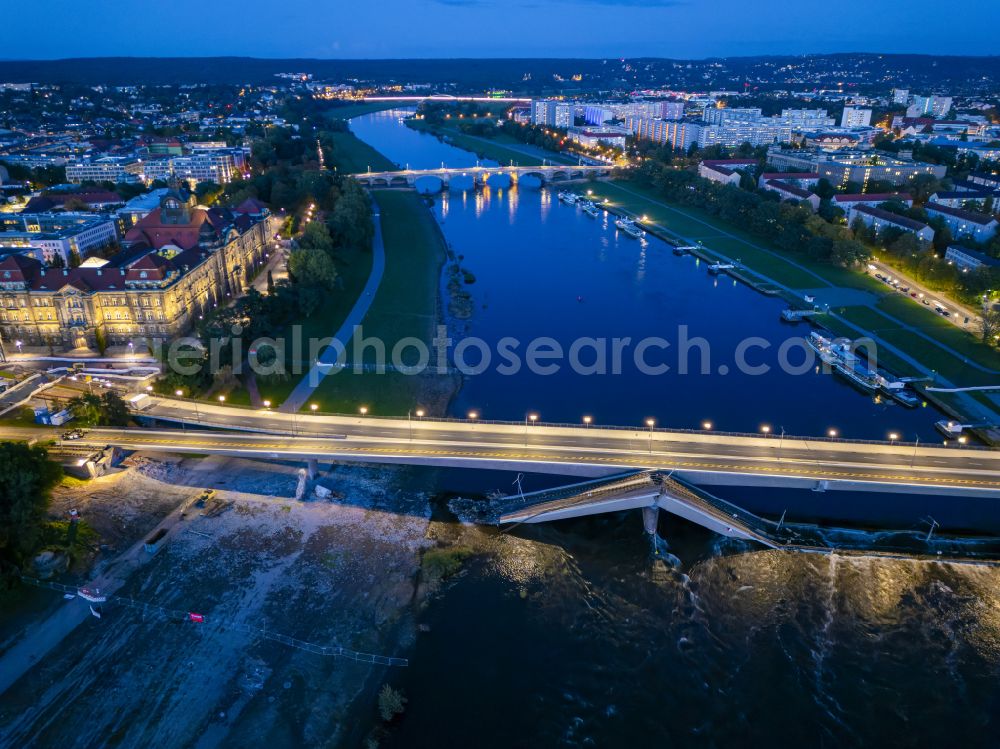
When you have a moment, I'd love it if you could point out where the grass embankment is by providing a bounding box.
[326,131,396,175]
[406,119,555,167]
[589,179,999,389]
[305,190,453,415]
[225,244,375,408]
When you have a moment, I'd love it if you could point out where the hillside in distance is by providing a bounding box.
[1,54,999,94]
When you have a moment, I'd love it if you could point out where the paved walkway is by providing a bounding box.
[278,202,387,413]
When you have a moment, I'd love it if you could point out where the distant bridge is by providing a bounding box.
[362,95,532,104]
[355,164,614,189]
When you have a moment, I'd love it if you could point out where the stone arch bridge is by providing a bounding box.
[354,164,614,189]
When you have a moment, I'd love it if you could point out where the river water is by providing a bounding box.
[348,110,1000,747]
[350,109,943,442]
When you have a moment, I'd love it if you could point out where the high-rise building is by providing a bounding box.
[840,107,873,128]
[906,95,953,118]
[892,88,910,105]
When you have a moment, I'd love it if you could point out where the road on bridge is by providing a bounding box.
[5,397,999,496]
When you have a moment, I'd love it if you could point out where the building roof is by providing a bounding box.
[931,190,994,201]
[760,172,818,181]
[834,193,913,204]
[764,180,815,200]
[946,245,1000,267]
[853,205,932,233]
[22,191,122,213]
[702,159,757,167]
[235,198,269,215]
[925,201,998,226]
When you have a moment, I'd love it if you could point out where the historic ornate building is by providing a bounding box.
[0,189,270,351]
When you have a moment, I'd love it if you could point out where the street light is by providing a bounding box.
[583,415,592,428]
[310,403,318,413]
[467,410,479,420]
[702,420,713,430]
[263,400,271,409]
[828,428,839,438]
[760,424,771,434]
[646,418,655,453]
[525,412,538,446]
[889,432,899,444]
[359,406,368,416]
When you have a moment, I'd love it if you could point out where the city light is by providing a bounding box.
[263,400,271,408]
[468,410,479,420]
[828,428,839,438]
[702,421,713,430]
[175,389,183,397]
[359,406,369,416]
[760,424,771,434]
[218,395,226,403]
[583,415,592,427]
[310,403,318,412]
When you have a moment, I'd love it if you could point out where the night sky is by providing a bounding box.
[6,0,999,59]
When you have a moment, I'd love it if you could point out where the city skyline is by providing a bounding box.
[4,0,1000,60]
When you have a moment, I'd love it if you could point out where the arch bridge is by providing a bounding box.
[354,164,614,189]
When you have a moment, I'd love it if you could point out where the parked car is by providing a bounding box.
[62,429,85,440]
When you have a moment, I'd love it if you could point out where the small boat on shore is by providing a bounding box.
[881,381,921,408]
[707,262,735,275]
[614,217,644,238]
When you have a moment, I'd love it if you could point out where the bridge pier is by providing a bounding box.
[642,505,659,535]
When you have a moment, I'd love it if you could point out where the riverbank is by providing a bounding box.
[306,190,459,416]
[584,178,1000,436]
[0,454,436,747]
[405,118,575,167]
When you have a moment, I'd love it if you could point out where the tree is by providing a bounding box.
[378,685,407,722]
[978,304,1000,346]
[99,391,130,427]
[68,391,129,427]
[68,393,102,426]
[0,442,63,570]
[287,248,337,317]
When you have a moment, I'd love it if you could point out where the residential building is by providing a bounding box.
[924,202,998,242]
[0,190,269,351]
[892,88,910,105]
[929,190,997,211]
[530,100,573,128]
[698,159,756,186]
[65,156,143,185]
[906,95,953,119]
[841,107,873,128]
[944,245,1000,272]
[833,193,914,211]
[757,172,822,189]
[766,147,947,188]
[625,117,703,151]
[848,205,935,244]
[760,180,820,211]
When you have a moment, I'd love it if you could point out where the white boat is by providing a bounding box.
[707,262,734,275]
[807,332,885,393]
[581,201,600,218]
[558,191,578,205]
[614,217,644,238]
[881,381,921,408]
